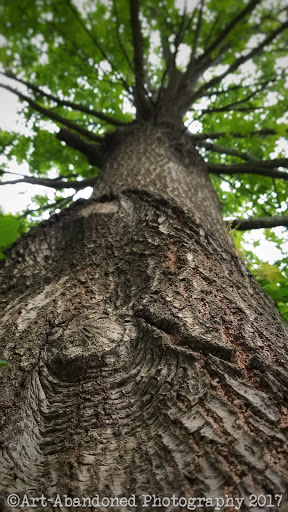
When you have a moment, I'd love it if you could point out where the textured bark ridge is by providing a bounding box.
[94,124,228,247]
[1,126,288,511]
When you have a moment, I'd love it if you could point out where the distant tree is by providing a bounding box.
[0,1,288,510]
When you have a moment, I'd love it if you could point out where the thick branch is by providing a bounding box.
[176,1,211,99]
[228,216,288,231]
[0,174,96,190]
[211,158,288,169]
[177,45,229,113]
[156,6,193,107]
[207,160,288,180]
[56,128,105,167]
[1,72,130,127]
[0,83,102,143]
[156,7,190,107]
[129,0,152,117]
[129,0,145,88]
[160,7,187,78]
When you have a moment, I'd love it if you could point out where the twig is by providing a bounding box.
[65,0,132,94]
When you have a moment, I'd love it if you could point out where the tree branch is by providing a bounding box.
[112,0,134,73]
[189,127,288,141]
[207,160,288,180]
[228,216,288,231]
[129,0,152,118]
[199,0,262,63]
[202,12,221,50]
[194,106,263,121]
[18,194,76,218]
[190,0,204,60]
[56,128,105,167]
[156,4,190,106]
[206,74,281,98]
[0,83,103,143]
[187,19,288,105]
[176,1,209,99]
[195,140,257,161]
[0,72,130,127]
[114,0,152,113]
[272,177,282,211]
[0,174,97,190]
[192,78,272,118]
[176,0,260,110]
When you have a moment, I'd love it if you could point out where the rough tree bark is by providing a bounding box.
[1,124,288,511]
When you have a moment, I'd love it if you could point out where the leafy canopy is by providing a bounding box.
[0,0,287,317]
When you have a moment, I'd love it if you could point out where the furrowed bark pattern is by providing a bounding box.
[94,125,227,248]
[0,126,288,511]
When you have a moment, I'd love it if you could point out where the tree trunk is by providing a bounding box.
[1,124,288,512]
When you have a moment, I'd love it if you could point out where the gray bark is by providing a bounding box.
[1,124,288,512]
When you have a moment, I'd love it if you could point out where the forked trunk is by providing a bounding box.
[1,124,288,511]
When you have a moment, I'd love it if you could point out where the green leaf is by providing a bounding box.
[257,263,284,284]
[0,360,10,368]
[0,215,21,257]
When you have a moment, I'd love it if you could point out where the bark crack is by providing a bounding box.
[135,310,236,362]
